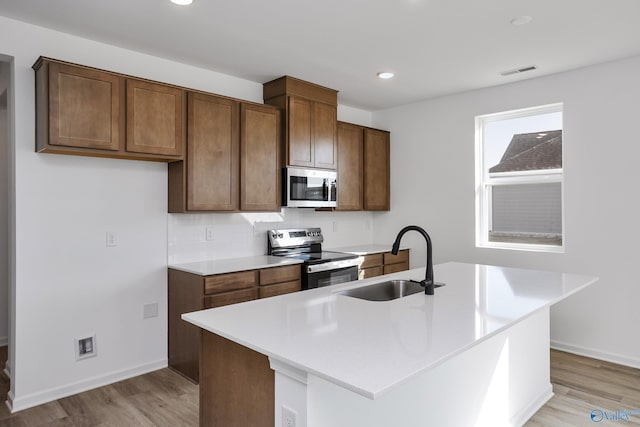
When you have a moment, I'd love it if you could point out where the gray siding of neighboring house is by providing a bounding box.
[491,183,562,235]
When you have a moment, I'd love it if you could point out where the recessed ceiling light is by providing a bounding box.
[377,72,395,80]
[171,0,193,5]
[510,16,533,26]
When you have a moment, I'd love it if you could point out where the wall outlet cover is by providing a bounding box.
[75,334,97,361]
[282,406,296,427]
[143,302,158,319]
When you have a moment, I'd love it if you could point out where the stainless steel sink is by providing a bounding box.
[339,279,445,301]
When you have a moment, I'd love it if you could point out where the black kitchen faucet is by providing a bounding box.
[391,225,435,295]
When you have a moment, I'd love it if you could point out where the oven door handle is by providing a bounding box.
[306,258,360,274]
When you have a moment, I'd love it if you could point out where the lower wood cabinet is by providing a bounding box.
[259,264,301,298]
[383,249,410,274]
[168,264,301,383]
[357,249,410,280]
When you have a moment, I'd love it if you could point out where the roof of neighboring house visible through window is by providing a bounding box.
[489,130,562,173]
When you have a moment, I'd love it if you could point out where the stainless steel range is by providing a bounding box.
[268,227,359,290]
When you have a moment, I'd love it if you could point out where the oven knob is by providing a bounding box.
[278,233,284,238]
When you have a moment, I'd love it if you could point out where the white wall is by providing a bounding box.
[372,55,640,368]
[0,61,9,346]
[0,15,257,411]
[0,15,375,411]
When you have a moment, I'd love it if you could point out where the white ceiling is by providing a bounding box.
[1,0,639,110]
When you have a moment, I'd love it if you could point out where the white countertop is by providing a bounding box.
[183,262,597,399]
[168,255,303,276]
[326,244,404,255]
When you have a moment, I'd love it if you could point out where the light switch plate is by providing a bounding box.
[106,231,118,247]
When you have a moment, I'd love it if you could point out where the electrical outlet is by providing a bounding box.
[282,406,296,427]
[205,227,214,241]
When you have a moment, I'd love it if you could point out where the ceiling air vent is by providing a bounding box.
[500,65,537,76]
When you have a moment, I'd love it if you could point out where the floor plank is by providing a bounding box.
[0,347,637,426]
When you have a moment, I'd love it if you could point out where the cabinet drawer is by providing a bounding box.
[259,280,301,299]
[383,262,409,275]
[359,266,382,280]
[260,265,301,286]
[204,270,258,295]
[203,288,258,309]
[383,249,409,265]
[359,253,383,269]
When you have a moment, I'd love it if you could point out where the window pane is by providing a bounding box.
[490,183,562,246]
[483,111,562,178]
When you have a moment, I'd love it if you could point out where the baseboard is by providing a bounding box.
[8,358,168,413]
[510,384,554,427]
[551,340,640,370]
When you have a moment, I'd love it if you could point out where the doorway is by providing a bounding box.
[0,56,13,404]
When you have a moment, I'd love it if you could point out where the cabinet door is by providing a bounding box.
[48,62,123,151]
[259,281,301,299]
[126,79,184,156]
[203,288,259,309]
[313,101,337,170]
[240,104,281,211]
[364,128,390,210]
[287,96,314,167]
[337,122,363,210]
[187,92,239,211]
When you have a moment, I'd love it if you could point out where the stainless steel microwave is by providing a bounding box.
[283,167,337,208]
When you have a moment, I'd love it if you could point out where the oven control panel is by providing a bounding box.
[268,227,323,248]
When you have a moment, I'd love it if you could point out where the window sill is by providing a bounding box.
[476,241,565,253]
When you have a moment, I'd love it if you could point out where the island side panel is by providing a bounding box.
[200,331,275,427]
[306,307,552,427]
[168,268,203,382]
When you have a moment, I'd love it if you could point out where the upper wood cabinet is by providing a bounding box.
[336,122,364,210]
[313,101,338,169]
[33,57,184,162]
[188,92,239,211]
[126,79,185,157]
[168,93,281,212]
[336,122,391,211]
[364,128,391,210]
[240,103,281,211]
[263,76,338,170]
[37,60,125,152]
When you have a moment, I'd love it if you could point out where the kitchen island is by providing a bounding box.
[183,262,597,427]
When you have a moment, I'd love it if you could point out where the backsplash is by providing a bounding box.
[168,209,375,264]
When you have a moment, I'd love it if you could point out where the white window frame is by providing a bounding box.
[475,103,564,252]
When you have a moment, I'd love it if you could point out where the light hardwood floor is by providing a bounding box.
[0,347,637,426]
[526,349,640,426]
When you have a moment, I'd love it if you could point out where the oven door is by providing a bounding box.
[304,265,358,290]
